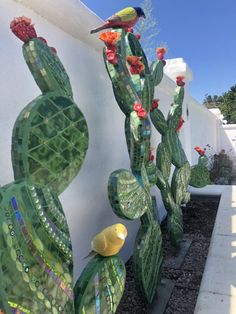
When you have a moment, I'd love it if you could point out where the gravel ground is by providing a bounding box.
[117,197,219,314]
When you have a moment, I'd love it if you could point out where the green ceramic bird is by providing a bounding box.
[90,7,146,34]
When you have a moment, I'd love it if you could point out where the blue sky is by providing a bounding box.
[82,0,236,103]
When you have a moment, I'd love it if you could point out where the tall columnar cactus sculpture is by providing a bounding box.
[100,30,163,303]
[0,17,126,314]
[150,75,191,248]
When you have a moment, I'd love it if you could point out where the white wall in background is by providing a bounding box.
[0,0,231,282]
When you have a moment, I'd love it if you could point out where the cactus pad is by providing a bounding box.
[133,222,163,303]
[74,255,125,314]
[151,61,164,86]
[0,180,74,313]
[167,208,183,248]
[12,92,89,195]
[108,169,149,220]
[171,162,191,205]
[189,165,210,188]
[23,38,73,98]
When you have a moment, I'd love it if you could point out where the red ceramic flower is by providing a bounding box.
[105,47,118,65]
[127,56,145,75]
[176,76,185,87]
[194,146,205,156]
[157,47,167,60]
[50,47,57,55]
[137,108,147,119]
[150,99,159,111]
[176,116,184,132]
[133,102,147,119]
[133,103,143,112]
[99,31,121,46]
[135,34,141,40]
[149,147,155,161]
[10,16,37,42]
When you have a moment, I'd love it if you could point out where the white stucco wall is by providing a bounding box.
[219,124,236,162]
[0,0,226,282]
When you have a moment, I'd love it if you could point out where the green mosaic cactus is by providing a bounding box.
[74,255,125,314]
[0,17,126,314]
[100,29,163,303]
[189,147,210,187]
[150,77,193,249]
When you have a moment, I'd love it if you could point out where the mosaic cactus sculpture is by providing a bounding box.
[100,27,209,301]
[0,17,126,314]
[100,30,163,303]
[189,146,210,187]
[149,74,192,248]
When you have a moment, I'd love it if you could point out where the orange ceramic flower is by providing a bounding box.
[157,47,167,60]
[176,76,185,86]
[176,116,184,132]
[194,146,205,155]
[127,56,145,75]
[150,99,159,111]
[10,16,37,42]
[99,31,121,47]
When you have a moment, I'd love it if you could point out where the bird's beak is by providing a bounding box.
[117,233,126,240]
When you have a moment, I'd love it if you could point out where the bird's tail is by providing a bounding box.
[90,25,107,34]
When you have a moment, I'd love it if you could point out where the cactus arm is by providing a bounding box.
[167,86,184,130]
[164,130,188,167]
[150,60,164,86]
[23,39,73,98]
[156,143,172,181]
[150,107,168,135]
[171,162,191,205]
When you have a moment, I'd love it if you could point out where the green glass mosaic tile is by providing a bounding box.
[74,255,126,314]
[108,169,149,220]
[23,38,73,98]
[12,92,89,195]
[0,180,74,313]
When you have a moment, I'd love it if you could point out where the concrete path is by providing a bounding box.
[190,185,236,314]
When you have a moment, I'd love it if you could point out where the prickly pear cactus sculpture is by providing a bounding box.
[100,30,163,303]
[0,17,126,314]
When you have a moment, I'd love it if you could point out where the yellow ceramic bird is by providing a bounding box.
[86,223,128,258]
